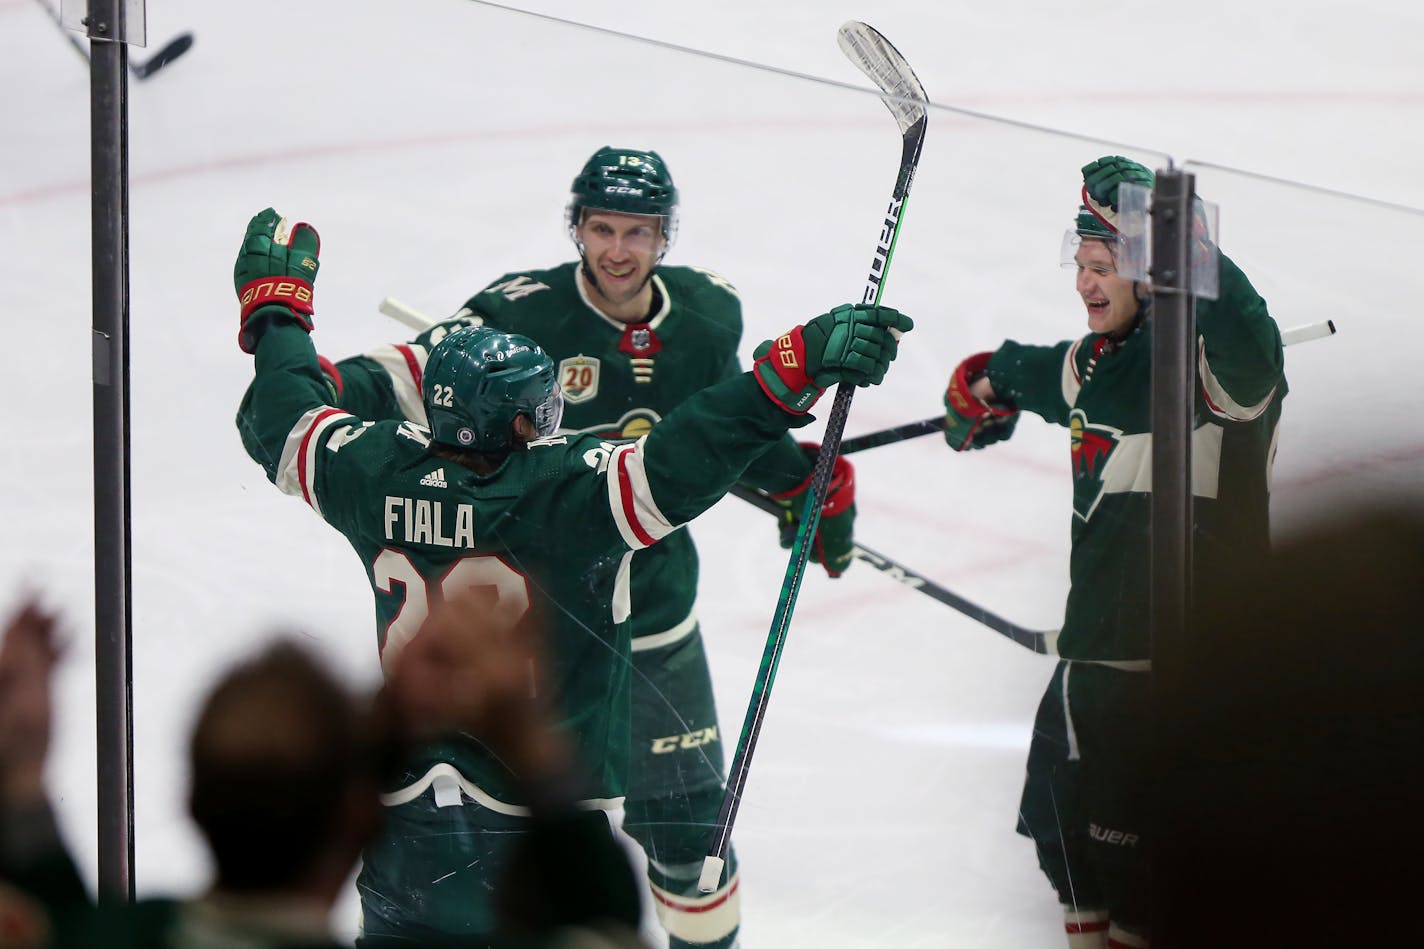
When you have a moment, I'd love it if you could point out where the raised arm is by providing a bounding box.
[231,209,340,480]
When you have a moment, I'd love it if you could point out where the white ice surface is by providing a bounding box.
[1,0,1421,945]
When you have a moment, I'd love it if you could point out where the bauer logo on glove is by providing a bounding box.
[752,304,912,414]
[239,279,312,313]
[234,207,322,354]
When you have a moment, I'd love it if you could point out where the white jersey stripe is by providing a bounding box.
[605,441,676,550]
[364,342,430,425]
[1061,338,1085,406]
[379,761,624,817]
[1198,337,1276,421]
[631,611,698,651]
[650,872,741,943]
[274,406,353,516]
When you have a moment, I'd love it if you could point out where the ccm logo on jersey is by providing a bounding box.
[650,726,719,754]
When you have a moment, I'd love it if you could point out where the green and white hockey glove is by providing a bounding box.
[752,303,913,413]
[943,352,1019,452]
[1080,155,1155,234]
[770,442,856,578]
[234,207,321,354]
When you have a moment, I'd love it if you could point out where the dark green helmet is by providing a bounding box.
[1075,204,1117,241]
[565,146,679,247]
[423,326,562,452]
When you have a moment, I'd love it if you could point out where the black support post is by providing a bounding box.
[88,0,135,901]
[1148,168,1196,944]
[1148,168,1196,680]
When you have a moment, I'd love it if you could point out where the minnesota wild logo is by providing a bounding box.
[1069,409,1124,522]
[578,408,663,441]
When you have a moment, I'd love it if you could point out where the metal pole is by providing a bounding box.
[1148,168,1196,944]
[88,0,135,901]
[1148,168,1196,675]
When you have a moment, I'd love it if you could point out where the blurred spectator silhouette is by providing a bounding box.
[0,590,643,948]
[1155,497,1424,947]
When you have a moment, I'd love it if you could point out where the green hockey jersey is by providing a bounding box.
[985,253,1287,662]
[332,262,812,643]
[238,325,803,807]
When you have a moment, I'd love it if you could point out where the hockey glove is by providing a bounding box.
[770,443,856,578]
[943,352,1019,452]
[753,303,913,413]
[1080,156,1155,234]
[234,207,321,354]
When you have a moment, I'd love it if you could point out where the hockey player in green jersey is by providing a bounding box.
[325,147,856,948]
[940,157,1286,949]
[232,206,911,946]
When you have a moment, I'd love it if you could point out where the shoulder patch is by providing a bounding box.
[558,355,601,404]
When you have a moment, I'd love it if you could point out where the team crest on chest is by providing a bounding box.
[1069,409,1123,522]
[558,355,601,404]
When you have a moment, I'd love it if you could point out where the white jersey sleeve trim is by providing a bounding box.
[1060,338,1085,406]
[613,550,633,624]
[1197,337,1277,422]
[274,406,355,517]
[605,440,676,550]
[362,342,430,425]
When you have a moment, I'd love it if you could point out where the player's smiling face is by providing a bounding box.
[1074,239,1141,338]
[577,210,665,313]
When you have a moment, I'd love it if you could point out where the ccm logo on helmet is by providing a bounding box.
[603,185,646,196]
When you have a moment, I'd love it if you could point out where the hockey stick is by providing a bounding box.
[128,32,194,80]
[31,0,194,80]
[698,21,930,893]
[379,297,435,332]
[839,318,1338,455]
[730,485,1051,653]
[373,298,1045,652]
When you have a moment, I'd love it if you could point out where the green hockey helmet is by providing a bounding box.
[565,146,679,249]
[422,325,563,452]
[1060,204,1122,271]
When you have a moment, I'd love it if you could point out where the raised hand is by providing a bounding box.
[943,352,1019,451]
[753,303,913,413]
[234,207,321,353]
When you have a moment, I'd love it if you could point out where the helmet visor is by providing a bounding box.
[1060,230,1123,273]
[533,385,564,438]
[576,210,666,254]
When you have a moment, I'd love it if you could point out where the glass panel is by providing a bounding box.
[3,2,1418,947]
[62,0,147,47]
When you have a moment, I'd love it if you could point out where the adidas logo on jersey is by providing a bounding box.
[419,467,448,489]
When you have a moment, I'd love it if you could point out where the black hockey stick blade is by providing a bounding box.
[728,485,1052,654]
[129,31,193,79]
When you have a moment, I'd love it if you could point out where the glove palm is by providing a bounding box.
[943,352,1019,451]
